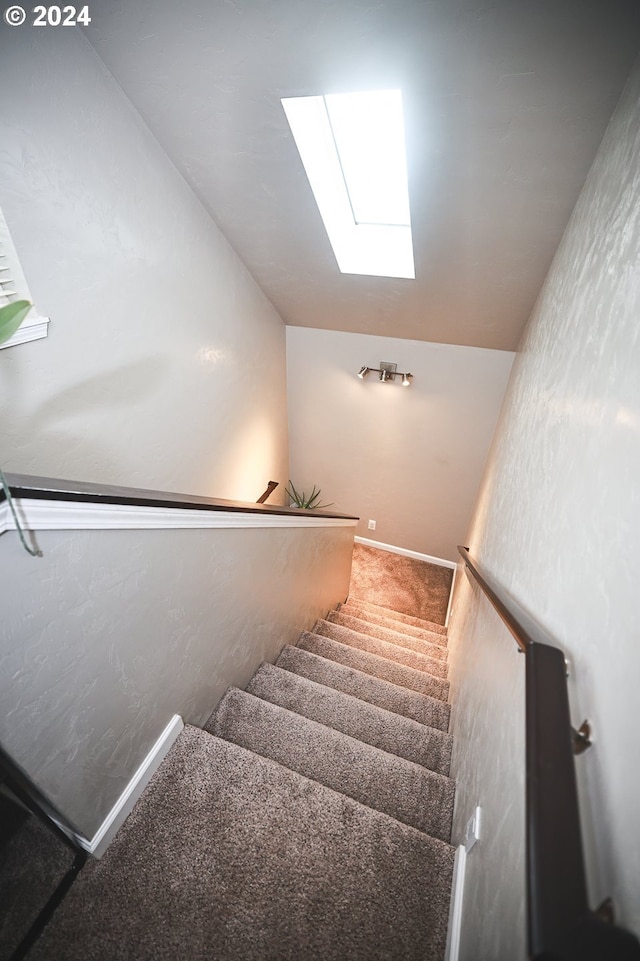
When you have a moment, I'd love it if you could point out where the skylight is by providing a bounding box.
[281,89,415,279]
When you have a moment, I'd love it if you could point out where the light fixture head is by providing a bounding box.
[379,361,397,383]
[357,362,413,386]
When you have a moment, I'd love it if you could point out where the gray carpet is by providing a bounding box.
[245,662,453,774]
[12,547,456,960]
[208,688,454,840]
[348,544,453,622]
[275,644,451,729]
[298,631,450,700]
[314,619,449,679]
[339,601,449,642]
[327,610,448,658]
[343,599,448,635]
[31,729,455,961]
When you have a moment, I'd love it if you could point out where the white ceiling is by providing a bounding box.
[86,0,640,351]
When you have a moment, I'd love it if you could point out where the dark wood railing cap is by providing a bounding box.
[1,473,358,521]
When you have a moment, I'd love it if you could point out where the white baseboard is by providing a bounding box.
[82,714,184,858]
[444,844,467,961]
[354,536,456,570]
[445,566,457,627]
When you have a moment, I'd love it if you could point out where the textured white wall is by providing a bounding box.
[286,327,513,561]
[447,59,640,955]
[0,521,353,837]
[0,27,288,503]
[448,575,526,960]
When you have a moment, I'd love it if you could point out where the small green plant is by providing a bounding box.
[286,480,334,511]
[0,300,31,345]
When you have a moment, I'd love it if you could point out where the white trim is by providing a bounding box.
[445,566,457,627]
[444,844,467,961]
[0,498,358,534]
[0,314,50,350]
[354,536,456,569]
[82,714,184,858]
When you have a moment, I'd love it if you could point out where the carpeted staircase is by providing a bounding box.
[19,595,456,961]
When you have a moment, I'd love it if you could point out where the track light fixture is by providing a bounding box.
[356,361,413,386]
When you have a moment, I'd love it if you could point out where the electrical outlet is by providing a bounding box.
[464,806,481,852]
[368,519,376,531]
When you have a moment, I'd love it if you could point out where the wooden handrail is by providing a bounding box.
[458,546,640,960]
[256,480,279,504]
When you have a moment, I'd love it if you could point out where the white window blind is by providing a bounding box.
[0,207,49,349]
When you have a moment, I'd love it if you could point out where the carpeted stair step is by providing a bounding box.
[276,645,451,730]
[246,662,453,775]
[327,610,448,660]
[297,632,450,701]
[339,602,449,647]
[314,620,448,679]
[209,689,455,841]
[343,599,448,636]
[31,726,455,961]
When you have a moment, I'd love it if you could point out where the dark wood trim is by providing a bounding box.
[256,480,279,504]
[457,546,640,960]
[0,473,358,521]
[526,642,588,955]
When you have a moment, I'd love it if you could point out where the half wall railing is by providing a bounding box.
[0,473,357,960]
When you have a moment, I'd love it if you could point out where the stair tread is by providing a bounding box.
[346,598,448,634]
[210,689,454,841]
[298,632,449,701]
[315,620,448,679]
[32,727,454,961]
[328,610,448,658]
[245,662,452,775]
[276,645,451,730]
[339,602,448,646]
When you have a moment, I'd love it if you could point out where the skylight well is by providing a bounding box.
[281,89,415,279]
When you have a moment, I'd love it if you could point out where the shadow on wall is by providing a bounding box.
[2,356,171,480]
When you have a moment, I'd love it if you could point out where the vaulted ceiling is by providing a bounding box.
[86,0,640,350]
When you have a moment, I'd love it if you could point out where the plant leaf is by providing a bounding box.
[0,301,32,345]
[286,480,332,510]
[286,479,305,507]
